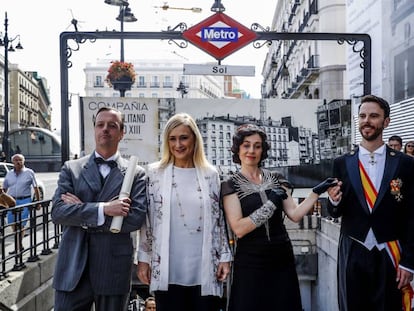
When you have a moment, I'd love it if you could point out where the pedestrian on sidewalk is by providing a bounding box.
[3,153,41,254]
[387,135,403,151]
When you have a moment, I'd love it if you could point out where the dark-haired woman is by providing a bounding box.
[221,124,336,310]
[404,140,414,157]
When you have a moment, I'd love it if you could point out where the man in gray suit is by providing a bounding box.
[51,107,147,310]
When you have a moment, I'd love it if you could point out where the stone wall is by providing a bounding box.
[314,218,341,311]
[0,252,56,311]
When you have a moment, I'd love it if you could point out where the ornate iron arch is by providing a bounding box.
[60,26,371,163]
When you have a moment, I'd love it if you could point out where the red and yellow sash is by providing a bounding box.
[359,160,413,310]
[386,240,414,310]
[359,160,377,208]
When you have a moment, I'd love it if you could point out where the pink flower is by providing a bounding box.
[105,61,136,87]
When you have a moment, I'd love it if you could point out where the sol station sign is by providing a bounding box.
[183,13,257,61]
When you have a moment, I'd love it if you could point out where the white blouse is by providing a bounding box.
[138,162,233,296]
[169,166,203,286]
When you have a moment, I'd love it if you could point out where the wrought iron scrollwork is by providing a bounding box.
[251,23,270,32]
[337,38,366,69]
[167,22,187,32]
[65,34,98,68]
[166,22,188,49]
[251,23,272,49]
[168,39,188,49]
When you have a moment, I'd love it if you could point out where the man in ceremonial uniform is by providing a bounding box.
[327,95,414,310]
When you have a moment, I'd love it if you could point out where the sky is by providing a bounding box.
[2,0,276,130]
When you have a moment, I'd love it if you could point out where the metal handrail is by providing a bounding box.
[0,198,148,308]
[0,199,61,279]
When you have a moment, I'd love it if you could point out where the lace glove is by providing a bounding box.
[249,200,277,227]
[267,187,288,209]
[312,178,338,195]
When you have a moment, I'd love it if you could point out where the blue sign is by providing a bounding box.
[201,27,238,42]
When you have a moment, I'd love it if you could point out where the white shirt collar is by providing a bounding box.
[94,151,118,161]
[359,144,386,157]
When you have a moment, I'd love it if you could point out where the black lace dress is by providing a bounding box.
[221,169,302,311]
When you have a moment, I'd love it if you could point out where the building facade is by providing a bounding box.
[197,117,235,176]
[194,113,313,178]
[316,99,352,160]
[84,59,245,99]
[8,65,52,130]
[0,61,52,150]
[350,0,414,146]
[31,72,52,130]
[262,0,414,147]
[261,0,347,102]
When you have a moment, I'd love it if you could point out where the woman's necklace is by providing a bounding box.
[172,166,203,233]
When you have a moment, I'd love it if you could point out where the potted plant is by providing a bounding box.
[106,60,136,92]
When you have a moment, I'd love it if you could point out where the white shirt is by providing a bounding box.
[95,151,117,178]
[358,144,386,250]
[95,151,118,225]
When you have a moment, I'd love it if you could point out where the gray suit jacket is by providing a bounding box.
[51,154,147,295]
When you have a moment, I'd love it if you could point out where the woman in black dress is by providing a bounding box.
[221,124,335,310]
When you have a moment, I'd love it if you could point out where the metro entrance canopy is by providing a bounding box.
[60,12,371,163]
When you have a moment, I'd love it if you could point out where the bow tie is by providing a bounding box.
[94,157,117,168]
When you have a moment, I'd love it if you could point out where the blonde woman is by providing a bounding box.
[137,113,232,311]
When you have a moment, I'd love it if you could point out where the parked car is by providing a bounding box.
[0,162,45,201]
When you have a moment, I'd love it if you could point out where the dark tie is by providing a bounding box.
[94,157,117,168]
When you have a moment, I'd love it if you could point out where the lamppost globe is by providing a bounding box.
[104,0,128,6]
[211,0,225,12]
[116,7,137,23]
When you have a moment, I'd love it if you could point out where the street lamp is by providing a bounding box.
[105,0,137,63]
[211,0,225,12]
[105,0,137,97]
[0,12,23,162]
[176,81,188,98]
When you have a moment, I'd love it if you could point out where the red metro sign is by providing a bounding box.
[182,13,257,61]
